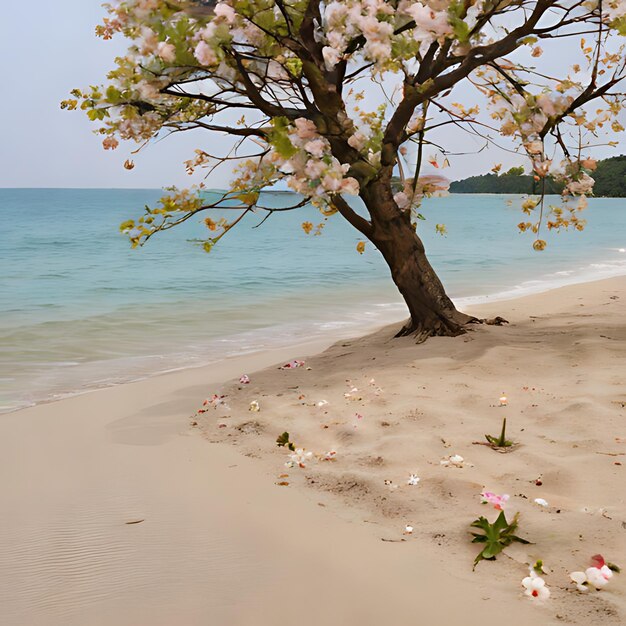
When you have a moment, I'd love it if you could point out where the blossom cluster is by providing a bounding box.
[64,0,626,255]
[320,0,486,71]
[570,555,615,591]
[271,118,360,201]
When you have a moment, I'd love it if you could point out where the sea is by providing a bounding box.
[1,188,625,413]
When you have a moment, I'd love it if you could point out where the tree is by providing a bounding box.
[64,0,626,341]
[503,166,525,176]
[449,172,564,193]
[592,154,626,196]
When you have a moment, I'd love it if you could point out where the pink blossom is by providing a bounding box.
[348,132,367,151]
[340,177,360,195]
[137,80,160,99]
[157,41,176,62]
[364,40,391,63]
[214,2,236,23]
[322,175,342,192]
[480,491,510,510]
[394,191,410,209]
[139,27,158,54]
[194,41,217,66]
[322,46,342,69]
[294,118,318,140]
[407,4,453,42]
[304,159,326,179]
[304,139,326,158]
[565,172,594,196]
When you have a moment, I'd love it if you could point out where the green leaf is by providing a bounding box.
[485,418,514,448]
[284,58,303,77]
[276,431,295,451]
[106,85,122,104]
[268,117,297,158]
[470,511,530,568]
[611,16,626,36]
[450,17,470,43]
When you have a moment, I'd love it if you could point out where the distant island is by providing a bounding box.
[449,155,626,197]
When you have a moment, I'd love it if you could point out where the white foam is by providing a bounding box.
[455,254,626,307]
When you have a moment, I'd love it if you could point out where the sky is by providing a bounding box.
[0,1,198,188]
[0,2,623,189]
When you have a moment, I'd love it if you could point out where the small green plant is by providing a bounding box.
[485,417,514,448]
[276,431,295,451]
[470,510,530,568]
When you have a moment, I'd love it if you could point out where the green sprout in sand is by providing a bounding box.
[485,417,514,449]
[470,510,530,569]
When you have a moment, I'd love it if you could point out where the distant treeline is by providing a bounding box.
[449,155,626,197]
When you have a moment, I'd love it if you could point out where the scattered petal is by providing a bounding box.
[280,360,305,370]
[590,554,606,569]
[534,498,549,507]
[440,454,472,468]
[407,474,420,486]
[570,556,618,592]
[249,400,260,412]
[204,394,227,408]
[570,571,589,592]
[287,448,313,469]
[239,374,250,384]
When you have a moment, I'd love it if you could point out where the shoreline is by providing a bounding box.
[5,256,626,415]
[2,275,626,625]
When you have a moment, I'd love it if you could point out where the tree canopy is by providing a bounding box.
[63,0,626,337]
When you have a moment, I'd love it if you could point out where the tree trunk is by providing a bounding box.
[363,188,474,342]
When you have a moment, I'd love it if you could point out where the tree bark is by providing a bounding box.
[363,185,474,342]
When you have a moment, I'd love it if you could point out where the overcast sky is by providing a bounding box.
[0,1,199,188]
[0,2,623,189]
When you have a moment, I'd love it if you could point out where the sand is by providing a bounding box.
[1,277,625,625]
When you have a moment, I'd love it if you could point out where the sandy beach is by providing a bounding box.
[2,276,625,625]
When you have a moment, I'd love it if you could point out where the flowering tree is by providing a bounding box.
[65,0,626,340]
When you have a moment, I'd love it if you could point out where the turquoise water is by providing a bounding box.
[1,188,625,412]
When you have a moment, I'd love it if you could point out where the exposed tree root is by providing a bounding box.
[471,316,509,326]
[395,313,509,343]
